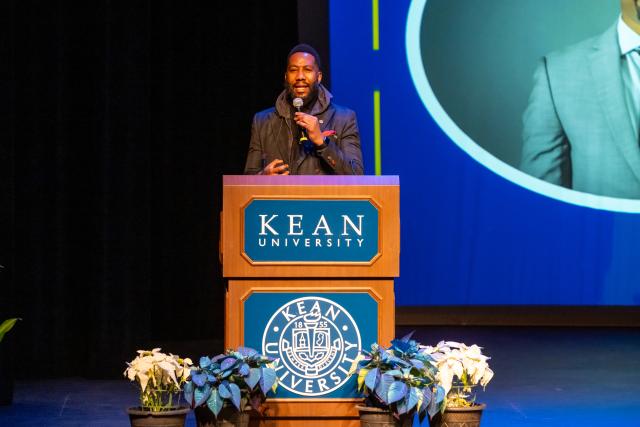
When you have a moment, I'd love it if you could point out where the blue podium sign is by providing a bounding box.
[243,199,380,263]
[243,292,378,399]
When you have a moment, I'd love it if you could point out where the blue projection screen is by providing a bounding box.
[329,0,640,306]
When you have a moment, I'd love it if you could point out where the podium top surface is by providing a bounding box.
[223,175,399,186]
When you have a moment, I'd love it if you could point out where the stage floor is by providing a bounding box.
[1,326,639,426]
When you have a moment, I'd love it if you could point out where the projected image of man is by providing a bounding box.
[521,0,640,198]
[244,44,364,175]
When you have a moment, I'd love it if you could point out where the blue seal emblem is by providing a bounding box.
[262,296,361,396]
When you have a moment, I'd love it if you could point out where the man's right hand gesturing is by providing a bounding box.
[260,159,290,175]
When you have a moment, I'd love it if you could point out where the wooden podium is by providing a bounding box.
[221,175,399,426]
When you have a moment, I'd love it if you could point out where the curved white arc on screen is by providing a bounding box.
[405,0,640,213]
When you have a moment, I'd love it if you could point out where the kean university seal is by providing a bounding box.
[262,296,361,396]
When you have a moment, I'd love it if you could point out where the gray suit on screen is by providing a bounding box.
[521,23,640,199]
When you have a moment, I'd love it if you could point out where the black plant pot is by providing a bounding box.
[356,406,413,427]
[194,406,251,427]
[0,343,14,406]
[127,406,190,427]
[429,404,486,427]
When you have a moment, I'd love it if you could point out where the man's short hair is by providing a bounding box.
[287,43,322,71]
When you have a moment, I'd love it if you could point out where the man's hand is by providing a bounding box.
[294,112,324,146]
[261,159,290,175]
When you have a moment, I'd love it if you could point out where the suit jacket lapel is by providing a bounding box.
[588,24,640,182]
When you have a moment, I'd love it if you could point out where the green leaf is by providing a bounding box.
[421,387,433,410]
[0,318,20,343]
[397,399,408,415]
[199,356,212,369]
[245,368,261,390]
[237,347,258,357]
[357,368,369,391]
[387,381,408,404]
[194,383,212,407]
[228,382,241,410]
[207,388,223,417]
[375,373,394,403]
[220,357,237,372]
[435,385,445,404]
[218,381,231,399]
[259,366,277,395]
[427,391,439,418]
[364,367,379,391]
[183,382,195,408]
[406,387,420,413]
[385,369,403,377]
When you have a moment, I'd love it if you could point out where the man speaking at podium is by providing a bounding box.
[244,44,364,175]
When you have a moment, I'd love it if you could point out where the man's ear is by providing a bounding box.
[318,71,323,83]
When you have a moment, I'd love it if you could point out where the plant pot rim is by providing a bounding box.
[195,404,254,412]
[443,403,486,412]
[127,405,190,416]
[355,405,390,413]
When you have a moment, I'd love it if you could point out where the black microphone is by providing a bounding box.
[293,97,308,144]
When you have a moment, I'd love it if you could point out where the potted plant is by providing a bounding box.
[124,348,193,427]
[183,346,278,427]
[351,333,445,426]
[0,318,20,406]
[421,341,494,427]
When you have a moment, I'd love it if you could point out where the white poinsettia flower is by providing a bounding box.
[463,358,476,376]
[438,365,454,394]
[126,368,137,381]
[470,363,484,384]
[421,345,436,354]
[126,348,199,410]
[451,360,464,380]
[137,371,150,391]
[137,360,153,374]
[443,341,464,349]
[430,352,446,362]
[467,344,482,356]
[425,340,493,407]
[481,368,494,387]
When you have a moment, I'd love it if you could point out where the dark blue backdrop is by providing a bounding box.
[330,0,640,306]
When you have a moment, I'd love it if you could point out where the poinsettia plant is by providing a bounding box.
[184,347,278,417]
[421,341,493,408]
[124,348,193,412]
[351,333,445,423]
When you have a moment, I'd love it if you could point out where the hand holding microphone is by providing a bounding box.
[293,98,323,146]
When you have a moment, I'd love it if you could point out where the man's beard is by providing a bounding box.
[286,81,320,108]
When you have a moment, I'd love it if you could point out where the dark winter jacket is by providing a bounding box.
[244,85,364,175]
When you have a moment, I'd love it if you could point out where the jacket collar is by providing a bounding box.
[275,84,333,118]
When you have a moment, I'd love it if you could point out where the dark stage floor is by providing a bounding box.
[1,327,639,426]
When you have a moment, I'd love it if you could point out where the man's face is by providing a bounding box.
[285,52,322,103]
